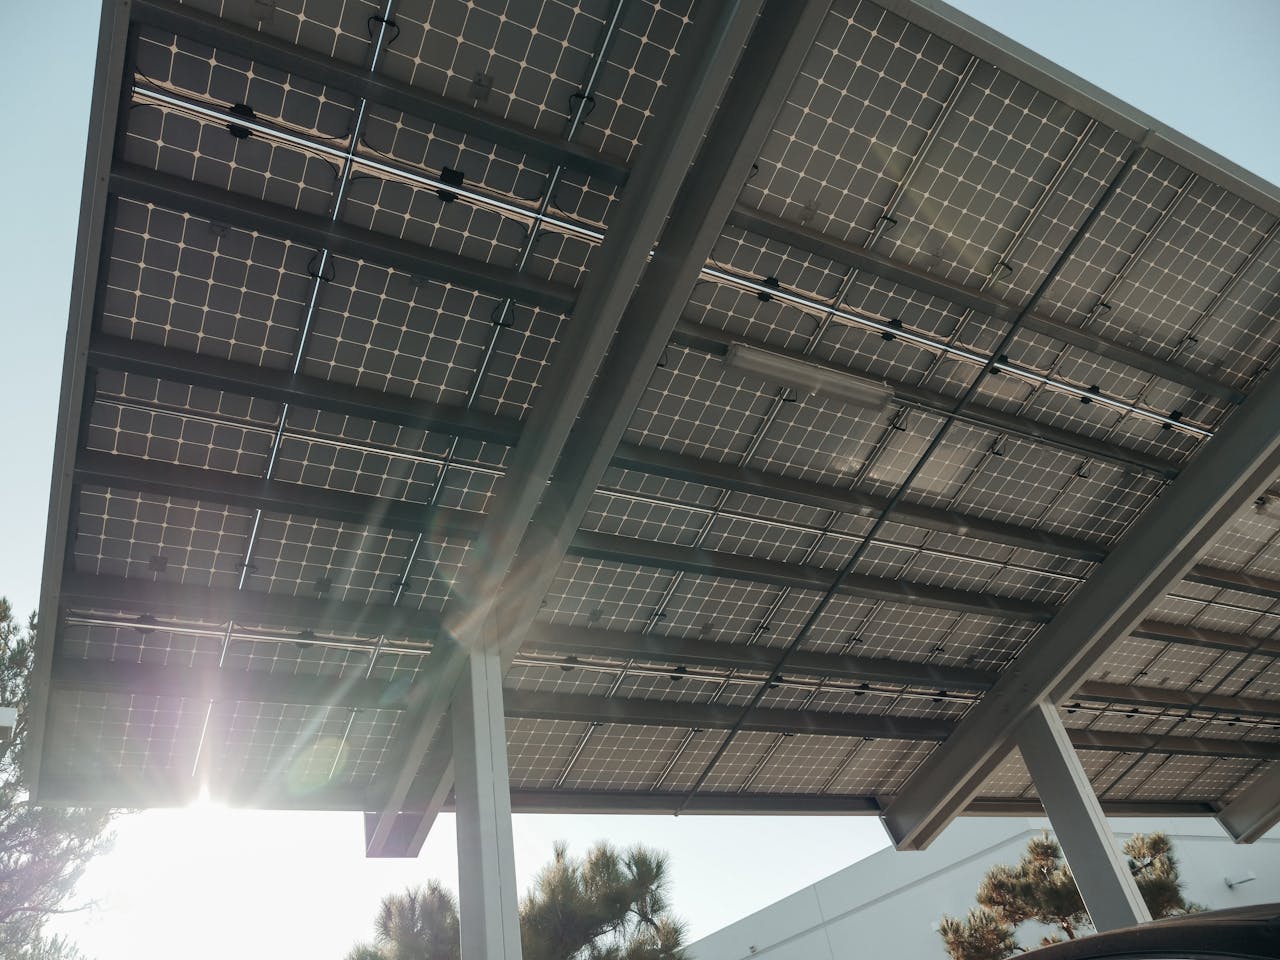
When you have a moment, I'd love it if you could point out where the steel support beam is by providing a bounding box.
[49,655,1280,761]
[503,689,955,741]
[60,567,1280,703]
[30,0,134,801]
[86,331,1112,561]
[492,793,1216,818]
[61,572,441,641]
[31,765,1220,817]
[1016,702,1153,932]
[365,736,455,858]
[47,629,1280,727]
[672,321,1182,477]
[613,442,1107,562]
[452,652,522,959]
[725,206,1242,404]
[90,342,1280,606]
[1184,565,1280,599]
[1131,619,1280,657]
[52,656,400,711]
[1074,681,1280,721]
[883,346,1280,851]
[129,0,628,185]
[524,621,996,692]
[75,449,485,541]
[488,0,839,645]
[1217,763,1280,843]
[109,163,577,313]
[88,334,521,446]
[363,0,772,857]
[571,531,1055,620]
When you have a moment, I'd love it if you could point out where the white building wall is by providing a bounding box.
[690,818,1280,960]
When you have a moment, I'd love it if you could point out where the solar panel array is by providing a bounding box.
[34,0,1280,828]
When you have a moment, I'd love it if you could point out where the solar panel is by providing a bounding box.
[32,0,1280,836]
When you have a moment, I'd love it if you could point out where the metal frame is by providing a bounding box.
[882,337,1280,850]
[45,612,1280,726]
[1217,763,1280,843]
[1016,702,1153,932]
[725,207,1242,405]
[671,321,1183,476]
[32,0,1280,836]
[43,656,1280,761]
[28,0,133,797]
[109,163,577,313]
[30,770,1222,818]
[880,0,1280,222]
[452,651,522,960]
[128,0,629,185]
[362,0,774,856]
[86,334,1112,562]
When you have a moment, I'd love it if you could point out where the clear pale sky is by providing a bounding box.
[1,2,1276,959]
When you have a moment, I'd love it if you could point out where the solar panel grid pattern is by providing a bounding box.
[39,0,1280,816]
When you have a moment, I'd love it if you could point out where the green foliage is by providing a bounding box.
[0,600,112,957]
[938,908,1019,960]
[939,831,1199,960]
[346,842,685,960]
[1123,832,1203,918]
[521,841,685,960]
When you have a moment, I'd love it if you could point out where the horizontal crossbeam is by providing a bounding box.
[88,333,1112,561]
[75,452,1056,621]
[726,206,1243,404]
[672,321,1181,477]
[75,449,485,541]
[523,621,995,692]
[109,163,578,313]
[89,334,522,446]
[47,655,1280,760]
[571,531,1055,620]
[1074,681,1280,720]
[612,442,1107,562]
[51,657,400,710]
[129,0,629,185]
[61,572,441,641]
[72,449,1280,644]
[50,608,1280,725]
[503,689,955,740]
[31,769,1220,817]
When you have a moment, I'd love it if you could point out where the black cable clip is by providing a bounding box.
[757,276,781,303]
[567,90,596,120]
[367,14,400,45]
[306,251,336,283]
[226,103,256,140]
[437,166,465,203]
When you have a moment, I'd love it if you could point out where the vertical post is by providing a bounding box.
[1015,702,1152,932]
[453,650,523,960]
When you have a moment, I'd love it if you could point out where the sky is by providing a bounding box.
[1,1,1278,959]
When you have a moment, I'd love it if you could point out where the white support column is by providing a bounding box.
[453,650,523,960]
[1015,701,1152,933]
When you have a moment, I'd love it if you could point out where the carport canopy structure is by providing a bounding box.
[30,0,1280,949]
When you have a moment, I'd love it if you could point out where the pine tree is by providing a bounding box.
[345,842,685,960]
[0,600,112,956]
[938,908,1020,960]
[939,831,1199,960]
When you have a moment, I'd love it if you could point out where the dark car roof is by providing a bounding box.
[1020,904,1280,960]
